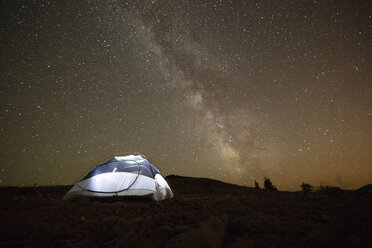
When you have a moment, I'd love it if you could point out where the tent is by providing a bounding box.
[63,154,174,201]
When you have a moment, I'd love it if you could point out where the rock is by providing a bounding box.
[174,225,189,234]
[347,234,369,248]
[217,194,232,202]
[306,228,328,243]
[226,237,251,248]
[166,216,228,248]
[134,238,154,248]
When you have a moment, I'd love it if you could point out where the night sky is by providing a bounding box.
[1,0,371,190]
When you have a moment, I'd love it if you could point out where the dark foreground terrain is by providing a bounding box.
[1,175,371,248]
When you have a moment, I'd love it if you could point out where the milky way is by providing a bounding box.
[0,0,371,190]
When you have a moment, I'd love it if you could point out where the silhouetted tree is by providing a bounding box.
[301,183,314,193]
[254,180,260,189]
[264,177,277,191]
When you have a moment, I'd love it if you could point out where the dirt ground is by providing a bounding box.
[0,175,371,248]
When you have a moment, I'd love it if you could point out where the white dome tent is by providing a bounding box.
[63,154,174,201]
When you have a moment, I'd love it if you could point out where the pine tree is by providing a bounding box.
[264,177,278,191]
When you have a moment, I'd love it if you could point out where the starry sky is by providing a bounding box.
[0,0,371,190]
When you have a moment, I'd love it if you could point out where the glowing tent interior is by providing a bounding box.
[63,154,174,201]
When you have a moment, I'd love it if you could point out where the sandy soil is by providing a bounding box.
[0,175,371,248]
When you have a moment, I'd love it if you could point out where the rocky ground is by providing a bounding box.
[0,175,371,248]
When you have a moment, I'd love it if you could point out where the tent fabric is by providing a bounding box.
[63,154,174,201]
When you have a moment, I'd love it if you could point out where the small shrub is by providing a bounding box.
[301,183,314,193]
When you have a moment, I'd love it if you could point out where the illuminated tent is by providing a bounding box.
[63,154,174,201]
